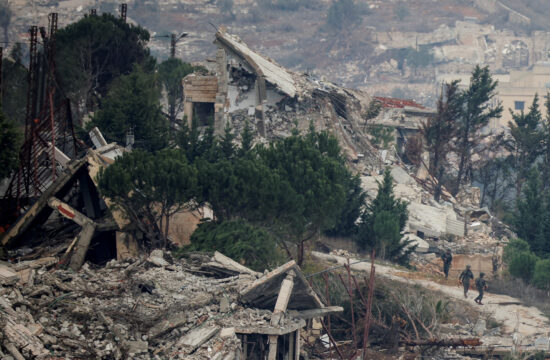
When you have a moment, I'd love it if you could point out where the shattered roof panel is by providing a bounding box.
[240,261,324,311]
[215,29,297,98]
[374,96,427,109]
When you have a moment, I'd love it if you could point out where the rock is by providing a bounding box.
[402,233,429,253]
[468,221,488,233]
[126,340,148,355]
[220,327,235,338]
[148,250,169,267]
[150,249,163,258]
[27,323,43,336]
[390,166,415,185]
[219,297,230,313]
[422,253,437,261]
[472,319,486,336]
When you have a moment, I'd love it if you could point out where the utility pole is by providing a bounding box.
[120,3,127,23]
[167,32,187,126]
[170,33,176,58]
[170,32,188,59]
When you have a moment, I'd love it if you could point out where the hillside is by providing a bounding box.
[6,0,550,108]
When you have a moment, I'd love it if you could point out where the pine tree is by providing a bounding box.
[186,219,285,272]
[422,80,461,201]
[540,92,550,191]
[55,13,152,114]
[252,129,350,265]
[239,120,253,156]
[90,65,169,152]
[509,94,544,200]
[325,174,365,237]
[357,168,411,263]
[219,122,235,159]
[98,149,199,248]
[0,109,21,180]
[453,65,503,196]
[513,168,548,256]
[157,58,199,126]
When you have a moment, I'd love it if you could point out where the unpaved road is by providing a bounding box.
[312,252,550,347]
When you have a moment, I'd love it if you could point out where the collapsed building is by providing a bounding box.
[0,26,524,359]
[0,250,342,359]
[183,27,381,172]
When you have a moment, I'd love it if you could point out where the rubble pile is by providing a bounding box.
[0,252,261,359]
[0,250,340,359]
[359,162,512,276]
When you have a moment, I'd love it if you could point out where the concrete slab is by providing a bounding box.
[401,233,429,253]
[390,166,415,185]
[178,326,220,351]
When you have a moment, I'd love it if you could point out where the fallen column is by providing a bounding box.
[268,270,295,360]
[47,197,97,270]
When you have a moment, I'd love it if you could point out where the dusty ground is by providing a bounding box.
[312,251,550,349]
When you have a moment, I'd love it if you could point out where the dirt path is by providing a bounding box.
[312,251,550,348]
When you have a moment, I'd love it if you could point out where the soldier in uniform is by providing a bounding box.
[459,265,474,298]
[475,272,488,305]
[441,250,453,279]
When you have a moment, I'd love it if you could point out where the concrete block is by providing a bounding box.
[401,233,429,253]
[219,297,230,313]
[179,326,220,350]
[126,340,148,355]
[312,319,322,330]
[390,166,415,185]
[473,319,486,336]
[220,327,235,338]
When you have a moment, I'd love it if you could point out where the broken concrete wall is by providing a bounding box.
[164,207,213,246]
[439,253,495,279]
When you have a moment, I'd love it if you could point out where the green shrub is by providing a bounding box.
[533,258,550,290]
[184,220,286,272]
[503,238,530,263]
[508,251,538,283]
[366,125,394,149]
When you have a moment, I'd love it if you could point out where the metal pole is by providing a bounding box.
[362,250,376,360]
[26,26,39,130]
[120,3,127,22]
[170,33,176,58]
[346,261,358,352]
[25,26,39,195]
[322,273,332,358]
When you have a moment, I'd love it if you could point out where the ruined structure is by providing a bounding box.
[370,96,436,155]
[183,28,382,172]
[0,250,341,359]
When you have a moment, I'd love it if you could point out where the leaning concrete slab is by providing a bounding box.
[240,261,323,310]
[287,306,344,320]
[178,326,220,353]
[201,251,261,277]
[1,158,88,246]
[215,28,297,98]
